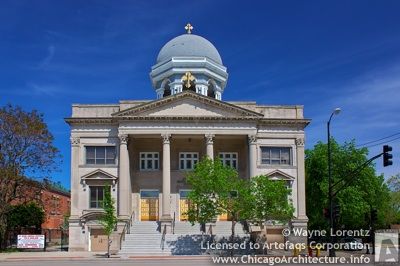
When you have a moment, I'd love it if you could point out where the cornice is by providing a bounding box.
[64,116,310,127]
[64,118,116,125]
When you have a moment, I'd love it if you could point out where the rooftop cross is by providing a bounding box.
[185,23,193,34]
[182,72,195,88]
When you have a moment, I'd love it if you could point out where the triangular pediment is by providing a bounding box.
[112,91,263,118]
[265,170,295,181]
[81,169,117,180]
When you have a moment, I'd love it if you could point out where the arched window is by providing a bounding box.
[208,81,216,98]
[160,79,171,97]
[163,83,171,97]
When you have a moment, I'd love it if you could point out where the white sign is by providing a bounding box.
[17,234,45,249]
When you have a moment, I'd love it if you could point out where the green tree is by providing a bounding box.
[186,158,252,241]
[249,175,294,226]
[306,140,391,230]
[7,202,45,232]
[0,104,60,248]
[100,185,117,258]
[186,158,295,247]
[385,174,400,225]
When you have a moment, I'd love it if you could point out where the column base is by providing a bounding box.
[159,216,173,234]
[118,215,130,222]
[288,218,309,246]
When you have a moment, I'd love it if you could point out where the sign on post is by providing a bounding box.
[17,235,45,249]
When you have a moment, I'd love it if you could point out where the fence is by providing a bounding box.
[5,228,69,250]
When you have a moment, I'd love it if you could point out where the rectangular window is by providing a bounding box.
[89,186,108,208]
[261,147,292,165]
[219,152,238,169]
[179,152,198,170]
[86,146,116,165]
[140,152,159,171]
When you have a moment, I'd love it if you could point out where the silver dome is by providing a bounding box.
[156,34,222,64]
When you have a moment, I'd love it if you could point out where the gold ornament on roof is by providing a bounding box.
[182,72,195,88]
[185,23,193,34]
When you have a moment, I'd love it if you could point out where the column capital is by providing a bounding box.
[70,137,80,146]
[296,138,305,147]
[119,134,129,145]
[161,133,171,144]
[205,134,215,145]
[248,135,257,144]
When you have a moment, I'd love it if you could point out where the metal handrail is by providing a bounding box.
[160,224,167,250]
[172,212,176,235]
[207,224,213,235]
[119,210,135,249]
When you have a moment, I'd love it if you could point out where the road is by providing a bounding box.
[0,258,375,266]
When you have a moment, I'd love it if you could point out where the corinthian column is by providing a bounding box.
[205,134,214,160]
[161,134,172,221]
[295,138,307,220]
[70,137,80,218]
[119,134,131,219]
[248,135,257,178]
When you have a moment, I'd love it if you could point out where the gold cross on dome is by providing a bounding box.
[185,23,193,34]
[182,72,195,88]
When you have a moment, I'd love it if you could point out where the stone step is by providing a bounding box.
[120,221,249,255]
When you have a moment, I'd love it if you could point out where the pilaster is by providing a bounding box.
[295,137,308,220]
[70,137,80,218]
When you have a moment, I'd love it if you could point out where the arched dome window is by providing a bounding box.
[163,83,171,97]
[208,80,216,98]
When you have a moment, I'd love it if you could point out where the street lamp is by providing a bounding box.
[327,107,341,257]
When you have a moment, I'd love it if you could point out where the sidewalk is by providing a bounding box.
[0,251,97,261]
[0,249,374,261]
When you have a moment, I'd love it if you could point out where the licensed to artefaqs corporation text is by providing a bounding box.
[201,240,307,251]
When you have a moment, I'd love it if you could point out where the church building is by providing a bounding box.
[66,24,309,252]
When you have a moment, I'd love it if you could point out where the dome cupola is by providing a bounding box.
[150,24,228,100]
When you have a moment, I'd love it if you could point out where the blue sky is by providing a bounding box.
[1,0,399,189]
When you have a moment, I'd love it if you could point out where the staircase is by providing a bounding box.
[119,221,249,255]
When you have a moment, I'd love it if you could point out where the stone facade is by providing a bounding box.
[65,28,310,251]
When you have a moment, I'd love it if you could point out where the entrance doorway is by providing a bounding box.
[179,190,191,221]
[140,190,159,221]
[90,229,107,252]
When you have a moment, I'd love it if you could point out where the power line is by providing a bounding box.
[357,132,400,147]
[363,136,400,149]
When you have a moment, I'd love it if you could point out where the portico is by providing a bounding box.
[117,131,257,222]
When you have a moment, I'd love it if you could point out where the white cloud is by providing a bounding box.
[37,45,55,69]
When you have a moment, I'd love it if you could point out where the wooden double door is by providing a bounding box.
[140,190,159,221]
[90,229,107,252]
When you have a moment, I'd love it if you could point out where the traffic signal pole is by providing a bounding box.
[327,145,393,257]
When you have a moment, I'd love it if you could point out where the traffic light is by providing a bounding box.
[333,204,340,220]
[383,145,393,167]
[371,209,378,223]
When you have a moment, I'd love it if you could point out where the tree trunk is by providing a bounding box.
[0,213,7,250]
[107,235,110,258]
[230,220,236,256]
